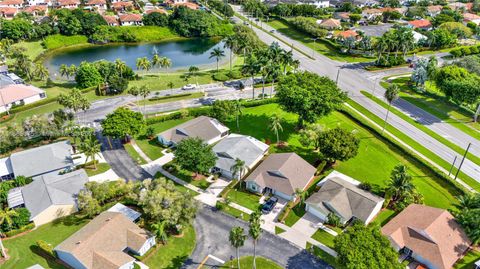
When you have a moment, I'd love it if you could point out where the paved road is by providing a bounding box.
[235,8,480,183]
[183,205,331,269]
[96,132,150,181]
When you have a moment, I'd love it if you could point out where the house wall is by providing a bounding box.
[0,92,46,113]
[272,189,293,201]
[305,204,328,222]
[246,181,262,194]
[137,236,156,256]
[32,204,77,226]
[119,260,136,269]
[56,250,88,269]
[365,200,384,224]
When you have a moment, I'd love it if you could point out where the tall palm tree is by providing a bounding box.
[382,84,399,134]
[269,114,283,144]
[281,50,294,75]
[115,58,127,78]
[266,62,280,98]
[386,164,414,203]
[136,57,151,71]
[224,35,237,72]
[234,99,243,132]
[210,48,225,73]
[152,54,161,69]
[59,64,69,79]
[188,66,200,85]
[152,221,168,244]
[0,208,18,257]
[35,63,49,81]
[139,85,150,118]
[68,64,77,79]
[160,57,172,70]
[230,158,247,180]
[242,55,260,99]
[249,211,263,269]
[229,226,246,269]
[79,134,101,170]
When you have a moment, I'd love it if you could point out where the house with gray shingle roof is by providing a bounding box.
[8,169,88,226]
[305,171,384,224]
[245,153,316,201]
[157,116,229,147]
[211,134,269,180]
[9,140,74,178]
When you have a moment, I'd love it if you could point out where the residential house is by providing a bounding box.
[0,6,17,18]
[172,1,199,9]
[157,116,229,147]
[111,1,133,12]
[8,140,74,178]
[211,134,269,180]
[305,171,384,225]
[55,211,155,269]
[382,204,471,269]
[0,84,46,113]
[303,0,329,8]
[103,15,119,26]
[84,0,106,10]
[119,13,142,25]
[7,170,88,226]
[335,29,359,40]
[362,8,382,20]
[0,0,23,8]
[23,5,48,16]
[407,19,432,30]
[317,18,342,30]
[426,5,443,17]
[464,12,480,25]
[0,157,13,180]
[145,8,167,14]
[0,65,8,75]
[245,152,316,201]
[27,0,52,6]
[107,203,141,222]
[334,12,351,22]
[448,2,472,11]
[54,0,80,9]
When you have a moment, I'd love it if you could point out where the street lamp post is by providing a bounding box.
[335,68,341,85]
[454,142,472,180]
[312,38,318,58]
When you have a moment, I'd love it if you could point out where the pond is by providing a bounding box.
[44,38,230,76]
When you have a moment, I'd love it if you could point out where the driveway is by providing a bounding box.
[97,132,150,181]
[183,205,332,269]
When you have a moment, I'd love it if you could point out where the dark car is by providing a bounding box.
[261,196,278,214]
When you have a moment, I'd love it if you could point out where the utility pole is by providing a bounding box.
[454,143,471,180]
[448,156,457,176]
[335,68,341,85]
[312,38,318,58]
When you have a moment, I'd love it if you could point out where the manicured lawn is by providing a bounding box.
[221,256,283,269]
[216,202,250,221]
[226,188,262,212]
[143,224,196,268]
[284,204,306,227]
[306,243,344,269]
[83,162,111,177]
[311,229,336,248]
[223,103,461,209]
[265,18,374,63]
[454,249,480,269]
[2,215,88,269]
[124,143,147,165]
[12,40,46,61]
[164,162,211,190]
[134,138,164,161]
[374,209,398,226]
[275,226,286,235]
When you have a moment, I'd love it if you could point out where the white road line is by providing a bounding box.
[208,254,225,264]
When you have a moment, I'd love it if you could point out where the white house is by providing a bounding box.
[0,0,23,8]
[0,84,46,114]
[119,13,143,26]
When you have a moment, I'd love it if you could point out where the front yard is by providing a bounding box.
[163,162,212,190]
[226,188,262,212]
[220,256,283,269]
[311,229,336,249]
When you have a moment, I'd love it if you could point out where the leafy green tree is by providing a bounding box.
[349,14,361,24]
[142,12,168,26]
[249,211,263,269]
[295,188,307,205]
[439,22,473,38]
[276,72,347,127]
[298,123,324,150]
[101,107,146,140]
[13,175,31,187]
[229,226,247,269]
[0,208,18,257]
[188,66,200,85]
[211,100,235,122]
[325,212,341,227]
[317,128,359,164]
[57,88,91,117]
[75,62,103,88]
[269,114,283,144]
[382,84,399,134]
[77,189,101,218]
[335,223,403,269]
[174,138,217,175]
[210,47,225,72]
[152,221,168,244]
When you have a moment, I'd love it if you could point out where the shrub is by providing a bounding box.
[359,182,372,191]
[470,46,479,54]
[213,73,229,81]
[36,240,57,258]
[450,49,462,58]
[227,70,242,79]
[5,223,35,237]
[325,212,341,227]
[461,47,471,56]
[315,161,327,176]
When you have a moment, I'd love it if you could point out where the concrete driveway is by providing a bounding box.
[183,205,332,269]
[260,197,288,233]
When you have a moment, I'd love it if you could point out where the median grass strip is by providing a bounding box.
[345,99,480,192]
[124,142,147,165]
[361,90,480,167]
[221,256,283,269]
[136,92,204,106]
[275,226,286,235]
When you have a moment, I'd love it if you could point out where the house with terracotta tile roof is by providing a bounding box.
[119,13,142,26]
[103,15,119,26]
[464,12,480,25]
[427,5,443,17]
[111,1,133,12]
[334,12,351,21]
[23,5,48,16]
[317,18,341,30]
[449,1,472,11]
[382,204,471,269]
[0,84,46,113]
[407,19,432,30]
[362,8,382,20]
[145,8,167,14]
[0,0,23,8]
[54,0,79,8]
[84,0,106,9]
[0,6,17,18]
[55,211,155,269]
[27,0,52,6]
[335,29,359,40]
[172,1,199,9]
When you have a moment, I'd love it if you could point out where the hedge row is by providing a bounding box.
[339,105,469,195]
[5,223,35,237]
[36,240,57,258]
[450,45,480,57]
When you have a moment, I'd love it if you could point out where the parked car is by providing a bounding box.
[182,84,196,90]
[261,196,278,214]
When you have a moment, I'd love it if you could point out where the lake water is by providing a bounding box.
[44,38,229,75]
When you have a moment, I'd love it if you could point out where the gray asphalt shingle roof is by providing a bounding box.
[213,134,268,172]
[22,169,88,219]
[10,140,74,178]
[158,116,229,144]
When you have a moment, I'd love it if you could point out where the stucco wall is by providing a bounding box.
[32,204,77,226]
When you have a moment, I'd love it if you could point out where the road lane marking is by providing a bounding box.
[208,254,225,264]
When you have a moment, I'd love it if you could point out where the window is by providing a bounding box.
[39,93,46,98]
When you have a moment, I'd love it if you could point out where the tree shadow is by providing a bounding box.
[29,245,66,269]
[51,214,89,227]
[285,249,332,269]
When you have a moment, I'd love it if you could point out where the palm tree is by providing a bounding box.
[229,226,246,269]
[295,188,307,205]
[60,64,69,79]
[249,211,263,269]
[224,35,237,72]
[0,208,18,257]
[265,62,280,98]
[188,66,200,85]
[152,54,161,69]
[35,63,49,81]
[159,57,172,70]
[128,86,140,107]
[79,134,101,170]
[139,85,150,118]
[230,158,247,180]
[68,64,77,79]
[167,81,174,89]
[210,48,225,73]
[386,164,414,203]
[115,58,127,78]
[382,84,399,134]
[280,50,294,75]
[234,99,243,132]
[269,114,283,144]
[242,55,260,99]
[136,57,151,71]
[152,221,168,244]
[455,194,478,211]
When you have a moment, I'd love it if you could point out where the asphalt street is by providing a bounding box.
[234,9,480,183]
[183,205,331,269]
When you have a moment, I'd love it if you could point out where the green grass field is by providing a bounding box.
[374,209,397,226]
[454,249,480,269]
[84,162,111,177]
[223,104,460,210]
[124,143,147,165]
[311,229,336,248]
[221,256,283,269]
[226,188,262,211]
[284,204,306,227]
[43,35,89,50]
